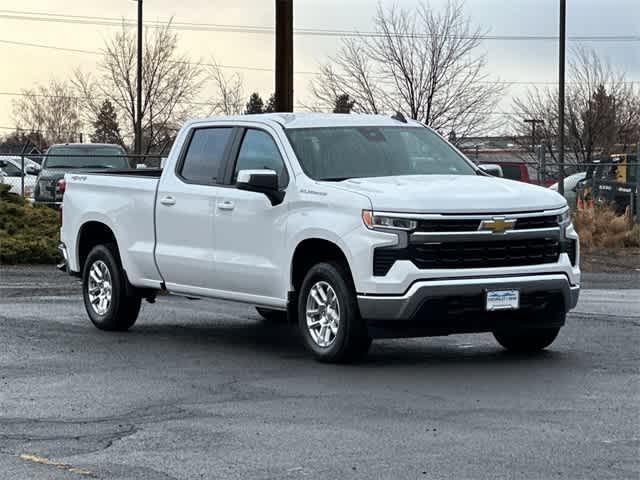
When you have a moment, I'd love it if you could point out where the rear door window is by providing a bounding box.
[179,127,234,184]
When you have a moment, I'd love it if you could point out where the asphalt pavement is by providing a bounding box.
[0,266,638,480]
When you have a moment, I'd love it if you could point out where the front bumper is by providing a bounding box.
[358,274,579,322]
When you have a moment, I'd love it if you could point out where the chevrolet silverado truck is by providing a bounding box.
[59,113,580,363]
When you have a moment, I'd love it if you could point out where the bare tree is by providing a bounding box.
[207,60,245,115]
[513,46,640,169]
[310,40,388,115]
[309,0,505,137]
[12,79,83,144]
[74,21,203,153]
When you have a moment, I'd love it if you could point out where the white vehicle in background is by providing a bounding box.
[0,155,41,175]
[0,156,38,197]
[59,113,580,363]
[549,172,587,209]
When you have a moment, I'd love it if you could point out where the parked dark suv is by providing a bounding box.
[34,143,129,207]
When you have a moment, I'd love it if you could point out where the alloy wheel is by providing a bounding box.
[306,281,340,347]
[87,260,112,315]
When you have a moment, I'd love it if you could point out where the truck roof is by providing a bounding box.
[186,112,424,130]
[48,143,126,149]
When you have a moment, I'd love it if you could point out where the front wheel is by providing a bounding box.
[493,325,561,352]
[82,244,141,331]
[298,261,371,363]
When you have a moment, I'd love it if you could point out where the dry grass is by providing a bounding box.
[573,206,640,250]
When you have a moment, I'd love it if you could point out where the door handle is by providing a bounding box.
[160,196,176,206]
[217,200,235,211]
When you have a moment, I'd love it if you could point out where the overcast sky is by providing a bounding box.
[1,0,638,135]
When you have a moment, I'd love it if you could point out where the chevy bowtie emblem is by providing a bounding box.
[479,217,517,233]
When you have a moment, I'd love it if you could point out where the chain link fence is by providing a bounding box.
[0,152,166,201]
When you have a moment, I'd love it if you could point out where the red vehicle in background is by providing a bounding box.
[477,161,556,186]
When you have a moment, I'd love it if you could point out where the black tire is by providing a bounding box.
[297,261,371,363]
[82,244,141,331]
[493,324,561,353]
[255,307,288,323]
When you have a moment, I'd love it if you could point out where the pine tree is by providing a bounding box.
[91,99,122,145]
[245,93,265,114]
[333,94,356,114]
[264,93,277,113]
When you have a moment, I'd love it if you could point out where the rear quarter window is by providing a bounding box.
[179,127,234,184]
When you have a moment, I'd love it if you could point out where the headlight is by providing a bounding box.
[362,210,417,231]
[558,209,571,225]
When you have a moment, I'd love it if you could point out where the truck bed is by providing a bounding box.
[61,171,163,288]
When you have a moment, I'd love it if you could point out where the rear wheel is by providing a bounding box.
[255,307,288,323]
[82,244,141,331]
[493,324,561,353]
[298,261,371,363]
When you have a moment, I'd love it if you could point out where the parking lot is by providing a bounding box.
[1,265,638,480]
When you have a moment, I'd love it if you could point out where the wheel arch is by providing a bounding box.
[290,238,355,295]
[76,220,120,274]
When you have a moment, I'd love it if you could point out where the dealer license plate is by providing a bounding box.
[486,290,520,311]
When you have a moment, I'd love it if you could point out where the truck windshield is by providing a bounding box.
[44,146,128,169]
[286,126,476,181]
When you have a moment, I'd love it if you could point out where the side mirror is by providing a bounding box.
[478,164,504,178]
[26,165,40,175]
[236,169,284,206]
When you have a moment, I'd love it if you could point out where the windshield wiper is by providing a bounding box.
[319,177,351,182]
[83,165,119,169]
[46,165,75,169]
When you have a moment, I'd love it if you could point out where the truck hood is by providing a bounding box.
[333,175,567,213]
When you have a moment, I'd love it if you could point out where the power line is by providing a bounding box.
[0,10,638,42]
[0,39,318,76]
[1,39,638,87]
[0,39,98,55]
[0,90,214,108]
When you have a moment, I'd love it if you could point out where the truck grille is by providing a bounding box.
[415,215,558,233]
[374,238,561,276]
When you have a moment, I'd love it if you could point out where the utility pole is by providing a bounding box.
[275,0,294,112]
[558,0,566,196]
[135,0,143,155]
[524,119,544,182]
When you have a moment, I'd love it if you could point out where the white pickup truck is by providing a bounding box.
[59,113,580,362]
